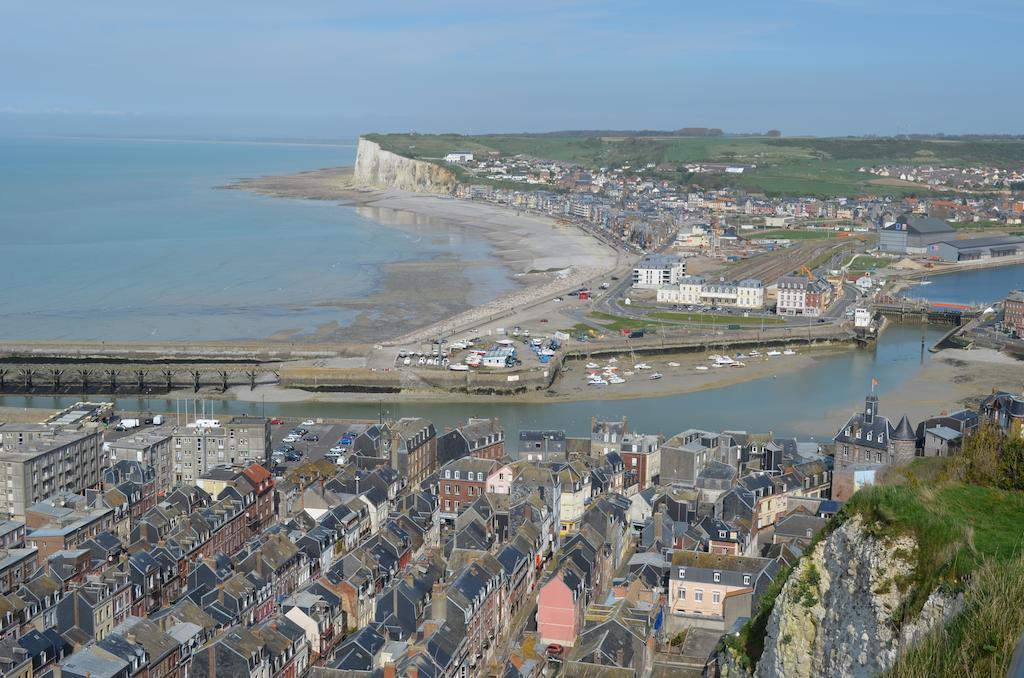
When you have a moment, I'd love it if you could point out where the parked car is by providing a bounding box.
[304,434,319,442]
[270,418,285,425]
[301,419,315,426]
[545,644,564,661]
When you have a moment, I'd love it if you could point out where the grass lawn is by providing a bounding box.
[845,254,895,271]
[588,312,663,332]
[649,311,783,326]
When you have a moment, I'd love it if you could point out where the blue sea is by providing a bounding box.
[0,136,512,341]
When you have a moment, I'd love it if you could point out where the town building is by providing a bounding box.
[436,418,505,465]
[879,215,955,254]
[518,430,566,463]
[172,417,271,485]
[667,551,778,632]
[1005,290,1024,337]
[0,424,105,520]
[657,276,765,309]
[388,418,437,489]
[632,254,686,289]
[926,235,1024,263]
[438,457,499,522]
[776,275,833,317]
[832,394,917,500]
[105,427,174,496]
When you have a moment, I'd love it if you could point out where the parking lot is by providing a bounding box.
[269,418,378,476]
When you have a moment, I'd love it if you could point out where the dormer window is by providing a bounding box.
[713,572,721,582]
[445,470,450,479]
[454,471,460,479]
[678,568,686,579]
[866,432,873,442]
[718,531,726,539]
[743,575,751,586]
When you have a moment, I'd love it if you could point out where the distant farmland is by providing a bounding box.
[365,132,1024,198]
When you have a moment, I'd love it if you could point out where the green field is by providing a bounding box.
[844,254,895,272]
[649,311,783,326]
[365,132,1024,198]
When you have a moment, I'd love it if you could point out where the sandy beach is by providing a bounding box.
[224,168,620,344]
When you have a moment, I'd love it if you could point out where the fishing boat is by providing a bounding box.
[624,370,635,376]
[713,355,735,366]
[731,361,746,368]
[588,377,609,386]
[634,362,652,370]
[649,372,663,380]
[607,357,618,363]
[608,375,626,384]
[667,361,680,367]
[586,362,600,369]
[766,350,781,356]
[783,349,796,355]
[448,363,469,371]
[748,350,762,357]
[695,365,710,371]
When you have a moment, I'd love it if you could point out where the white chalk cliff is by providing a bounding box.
[353,137,457,194]
[719,516,963,678]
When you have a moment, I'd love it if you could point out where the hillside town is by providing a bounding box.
[0,385,1015,678]
[447,151,1024,253]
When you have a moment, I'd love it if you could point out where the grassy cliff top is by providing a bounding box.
[364,132,1024,197]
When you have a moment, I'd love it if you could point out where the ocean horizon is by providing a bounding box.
[0,136,513,342]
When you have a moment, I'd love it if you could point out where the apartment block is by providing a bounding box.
[172,417,271,484]
[105,427,174,496]
[0,424,105,520]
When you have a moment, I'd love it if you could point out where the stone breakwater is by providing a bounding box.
[353,138,457,194]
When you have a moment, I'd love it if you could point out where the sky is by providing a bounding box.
[1,0,1021,138]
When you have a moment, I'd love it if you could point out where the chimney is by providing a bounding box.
[408,669,418,678]
[431,582,446,621]
[383,664,397,678]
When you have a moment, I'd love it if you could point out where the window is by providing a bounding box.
[678,568,686,579]
[694,589,703,602]
[743,575,750,586]
[454,471,460,479]
[713,572,720,583]
[876,451,883,463]
[679,588,686,600]
[445,470,450,479]
[843,445,849,457]
[712,591,721,604]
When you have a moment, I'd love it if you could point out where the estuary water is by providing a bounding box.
[0,136,513,341]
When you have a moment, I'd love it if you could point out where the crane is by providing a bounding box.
[799,265,815,280]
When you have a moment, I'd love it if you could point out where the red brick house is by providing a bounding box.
[438,457,500,522]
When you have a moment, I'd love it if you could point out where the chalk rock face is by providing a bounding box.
[353,138,456,194]
[754,516,962,678]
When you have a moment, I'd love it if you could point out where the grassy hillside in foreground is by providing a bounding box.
[728,444,1024,676]
[364,133,1024,198]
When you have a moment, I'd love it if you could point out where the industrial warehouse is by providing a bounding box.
[926,234,1024,262]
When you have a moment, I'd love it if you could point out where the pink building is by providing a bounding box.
[536,565,587,647]
[486,462,515,495]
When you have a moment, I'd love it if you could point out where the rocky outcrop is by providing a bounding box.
[752,516,963,678]
[352,138,456,194]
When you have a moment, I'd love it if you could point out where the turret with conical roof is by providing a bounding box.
[890,415,917,464]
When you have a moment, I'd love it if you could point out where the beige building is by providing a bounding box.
[105,427,174,495]
[657,276,765,309]
[0,424,105,520]
[172,416,270,484]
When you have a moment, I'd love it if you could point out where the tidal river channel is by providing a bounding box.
[1,265,1020,441]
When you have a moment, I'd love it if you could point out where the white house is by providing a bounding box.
[657,277,765,309]
[444,151,474,163]
[633,254,687,289]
